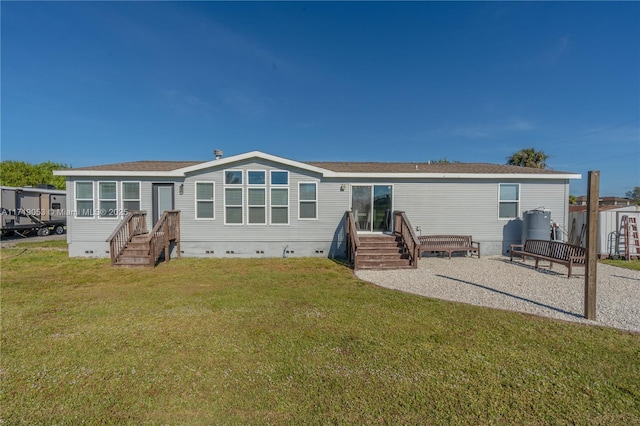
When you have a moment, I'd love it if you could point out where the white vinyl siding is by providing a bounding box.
[299,182,318,220]
[195,182,215,219]
[225,188,243,224]
[122,182,141,213]
[271,188,289,224]
[75,181,94,218]
[98,182,118,218]
[499,183,520,219]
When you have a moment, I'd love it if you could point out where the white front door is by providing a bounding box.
[152,184,174,225]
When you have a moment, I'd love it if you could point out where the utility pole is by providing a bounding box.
[584,171,599,320]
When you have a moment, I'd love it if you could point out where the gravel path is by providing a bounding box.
[356,256,640,334]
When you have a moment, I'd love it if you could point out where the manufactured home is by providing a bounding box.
[54,150,580,266]
[1,186,66,236]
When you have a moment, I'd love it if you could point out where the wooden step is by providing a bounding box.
[357,259,413,269]
[121,248,150,256]
[115,255,152,266]
[359,248,402,255]
[126,242,149,249]
[358,252,409,260]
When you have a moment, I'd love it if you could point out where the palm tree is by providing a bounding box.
[506,148,550,169]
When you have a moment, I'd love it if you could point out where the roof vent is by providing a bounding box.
[214,149,223,160]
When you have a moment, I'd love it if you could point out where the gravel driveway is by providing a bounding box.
[356,256,640,334]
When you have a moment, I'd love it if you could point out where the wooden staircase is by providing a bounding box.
[346,210,420,270]
[357,234,413,269]
[107,210,181,267]
[116,234,156,266]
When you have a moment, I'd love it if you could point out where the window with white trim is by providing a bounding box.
[271,170,289,185]
[499,183,520,219]
[248,170,266,185]
[225,170,243,185]
[248,188,266,224]
[195,182,215,219]
[299,182,317,220]
[75,181,94,218]
[122,182,140,213]
[99,182,117,218]
[271,188,289,224]
[225,188,243,224]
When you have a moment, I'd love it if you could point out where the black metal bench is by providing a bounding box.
[418,235,480,259]
[510,239,586,278]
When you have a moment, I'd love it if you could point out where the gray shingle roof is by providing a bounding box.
[67,158,574,175]
[306,161,571,174]
[70,161,201,172]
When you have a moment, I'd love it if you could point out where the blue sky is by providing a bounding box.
[2,1,639,196]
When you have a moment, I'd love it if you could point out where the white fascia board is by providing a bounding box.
[324,172,583,180]
[176,150,331,176]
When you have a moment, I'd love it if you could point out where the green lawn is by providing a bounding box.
[600,258,640,271]
[2,242,639,424]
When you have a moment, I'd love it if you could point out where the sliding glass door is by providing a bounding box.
[351,185,393,232]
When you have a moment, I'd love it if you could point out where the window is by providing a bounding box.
[299,182,317,220]
[271,188,289,224]
[122,182,140,213]
[248,171,266,185]
[225,170,243,185]
[499,184,520,219]
[225,188,243,224]
[76,182,94,218]
[271,171,289,185]
[248,188,266,224]
[99,182,117,218]
[223,169,292,226]
[195,182,215,219]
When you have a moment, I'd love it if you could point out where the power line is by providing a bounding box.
[542,118,640,149]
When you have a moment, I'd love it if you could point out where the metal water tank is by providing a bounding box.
[521,209,551,243]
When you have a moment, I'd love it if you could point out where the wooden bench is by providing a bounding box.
[418,235,480,259]
[510,239,586,278]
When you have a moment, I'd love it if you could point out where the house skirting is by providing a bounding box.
[69,240,344,259]
[69,239,510,259]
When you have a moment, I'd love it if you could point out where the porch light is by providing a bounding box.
[179,184,184,195]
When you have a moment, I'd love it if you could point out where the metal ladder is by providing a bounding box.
[622,216,640,259]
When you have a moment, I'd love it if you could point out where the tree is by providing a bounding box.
[506,148,550,169]
[0,161,69,189]
[428,158,460,164]
[569,195,577,205]
[625,186,640,205]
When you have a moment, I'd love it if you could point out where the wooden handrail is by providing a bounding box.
[345,210,361,269]
[393,211,420,268]
[106,211,148,266]
[145,210,181,266]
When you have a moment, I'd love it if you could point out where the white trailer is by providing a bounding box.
[0,186,66,237]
